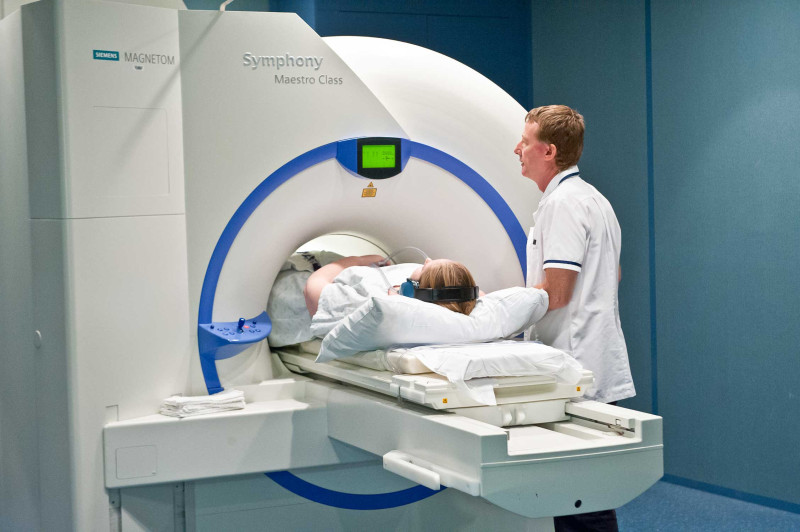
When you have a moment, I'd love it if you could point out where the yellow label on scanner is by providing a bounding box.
[442,398,448,404]
[362,182,377,197]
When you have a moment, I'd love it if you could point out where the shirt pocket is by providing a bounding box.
[527,227,539,251]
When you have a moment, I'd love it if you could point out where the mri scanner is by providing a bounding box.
[0,2,662,530]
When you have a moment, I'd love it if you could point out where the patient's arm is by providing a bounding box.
[304,255,385,316]
[535,267,578,310]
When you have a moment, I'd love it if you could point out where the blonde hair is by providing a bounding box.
[419,261,477,315]
[525,105,584,170]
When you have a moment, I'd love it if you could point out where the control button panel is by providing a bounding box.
[198,311,272,360]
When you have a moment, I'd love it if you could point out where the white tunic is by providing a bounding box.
[526,166,635,403]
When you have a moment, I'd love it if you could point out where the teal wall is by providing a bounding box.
[533,0,800,511]
[650,0,800,507]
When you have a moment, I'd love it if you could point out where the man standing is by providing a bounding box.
[515,105,635,531]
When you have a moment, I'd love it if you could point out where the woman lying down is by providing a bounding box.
[267,251,584,405]
[304,254,480,317]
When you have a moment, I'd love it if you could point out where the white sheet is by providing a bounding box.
[310,263,418,337]
[267,251,345,347]
[267,269,314,346]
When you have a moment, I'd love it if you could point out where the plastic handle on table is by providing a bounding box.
[383,450,441,491]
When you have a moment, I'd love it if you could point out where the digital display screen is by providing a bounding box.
[361,145,396,169]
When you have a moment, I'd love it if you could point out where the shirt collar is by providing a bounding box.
[539,165,580,205]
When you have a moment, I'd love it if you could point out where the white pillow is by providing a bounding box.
[316,287,549,362]
[410,340,583,405]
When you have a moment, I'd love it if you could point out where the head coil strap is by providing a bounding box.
[399,279,479,302]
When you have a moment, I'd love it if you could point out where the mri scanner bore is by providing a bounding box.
[196,135,529,392]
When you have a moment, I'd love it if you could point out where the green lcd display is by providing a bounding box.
[361,145,396,169]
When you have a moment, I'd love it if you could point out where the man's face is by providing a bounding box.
[514,120,553,192]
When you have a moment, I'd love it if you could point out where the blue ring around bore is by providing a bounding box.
[197,138,526,508]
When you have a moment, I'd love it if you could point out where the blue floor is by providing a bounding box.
[616,481,800,531]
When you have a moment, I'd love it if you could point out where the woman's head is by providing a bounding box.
[411,259,477,315]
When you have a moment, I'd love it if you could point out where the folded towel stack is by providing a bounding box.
[159,389,246,418]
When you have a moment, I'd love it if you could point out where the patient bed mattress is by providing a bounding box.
[276,345,594,427]
[296,339,432,373]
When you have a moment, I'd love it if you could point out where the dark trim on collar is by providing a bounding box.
[558,171,580,185]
